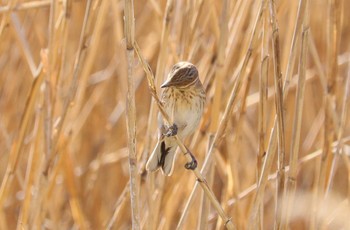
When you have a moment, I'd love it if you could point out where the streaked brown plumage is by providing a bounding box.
[146,61,206,176]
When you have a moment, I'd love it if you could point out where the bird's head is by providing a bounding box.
[161,62,199,88]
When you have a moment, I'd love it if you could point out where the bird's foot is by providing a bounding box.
[184,149,197,170]
[185,158,197,170]
[165,123,178,137]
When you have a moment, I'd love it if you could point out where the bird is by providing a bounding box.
[146,61,206,176]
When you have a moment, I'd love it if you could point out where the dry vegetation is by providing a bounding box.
[0,0,350,229]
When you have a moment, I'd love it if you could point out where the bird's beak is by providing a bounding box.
[161,79,172,88]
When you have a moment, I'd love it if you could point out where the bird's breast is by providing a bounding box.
[162,87,205,138]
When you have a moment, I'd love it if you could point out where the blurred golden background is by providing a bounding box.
[0,0,349,229]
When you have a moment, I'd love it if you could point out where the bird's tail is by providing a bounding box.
[146,138,177,176]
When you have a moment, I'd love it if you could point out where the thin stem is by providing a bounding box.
[324,0,343,197]
[198,135,215,230]
[269,1,286,228]
[285,25,309,227]
[0,70,44,211]
[141,1,174,228]
[314,0,340,228]
[106,182,130,229]
[325,34,350,197]
[45,0,93,174]
[16,113,42,230]
[248,0,307,226]
[124,0,140,229]
[210,0,229,132]
[257,1,269,227]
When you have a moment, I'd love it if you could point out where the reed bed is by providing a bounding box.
[0,0,349,229]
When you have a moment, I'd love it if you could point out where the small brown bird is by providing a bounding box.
[146,62,206,176]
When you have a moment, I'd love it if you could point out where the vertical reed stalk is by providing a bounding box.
[142,1,173,228]
[45,0,93,174]
[210,0,228,132]
[344,67,350,203]
[16,112,42,230]
[314,0,339,228]
[198,135,215,230]
[285,24,309,229]
[269,1,286,228]
[257,1,269,227]
[324,27,349,203]
[106,182,130,229]
[248,0,306,226]
[324,0,343,197]
[0,69,43,212]
[124,0,140,229]
[44,0,55,160]
[207,1,229,227]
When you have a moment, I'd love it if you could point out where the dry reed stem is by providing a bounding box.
[177,174,198,229]
[283,0,307,106]
[32,156,59,227]
[0,68,43,214]
[323,0,343,196]
[124,0,140,229]
[257,1,269,227]
[43,0,55,175]
[62,143,89,229]
[313,0,341,228]
[10,13,38,77]
[73,0,109,118]
[285,22,309,228]
[187,0,205,53]
[344,66,350,203]
[269,1,287,228]
[284,0,309,226]
[54,3,71,117]
[0,0,17,36]
[222,67,255,229]
[248,0,308,227]
[106,182,130,229]
[322,78,349,228]
[134,42,235,229]
[280,3,297,72]
[16,112,42,230]
[33,131,87,228]
[178,0,191,59]
[46,0,93,174]
[141,1,174,228]
[222,0,250,79]
[324,38,350,201]
[259,0,269,184]
[205,1,229,227]
[209,0,228,132]
[257,56,268,229]
[198,135,215,230]
[307,33,341,135]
